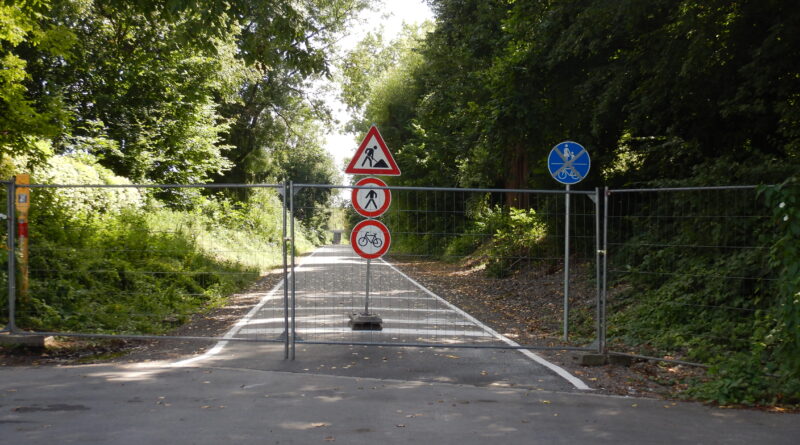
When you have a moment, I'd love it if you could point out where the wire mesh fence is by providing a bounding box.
[3,180,601,355]
[6,183,288,343]
[290,184,600,350]
[604,186,775,364]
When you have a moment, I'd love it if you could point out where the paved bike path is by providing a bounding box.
[174,244,584,391]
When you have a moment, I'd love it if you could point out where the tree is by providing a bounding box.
[0,0,75,167]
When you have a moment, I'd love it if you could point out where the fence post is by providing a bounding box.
[595,187,602,353]
[601,187,609,354]
[6,180,17,333]
[282,182,289,359]
[289,181,296,360]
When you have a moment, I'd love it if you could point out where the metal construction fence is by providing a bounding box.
[1,182,290,351]
[1,181,602,358]
[289,185,601,356]
[602,186,775,365]
[1,180,777,366]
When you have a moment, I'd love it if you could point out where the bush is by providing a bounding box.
[2,154,318,334]
[607,176,800,406]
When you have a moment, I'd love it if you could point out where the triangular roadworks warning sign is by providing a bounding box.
[345,125,401,176]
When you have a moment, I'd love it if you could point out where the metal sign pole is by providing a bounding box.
[281,182,289,359]
[364,259,371,314]
[563,184,570,341]
[289,181,297,360]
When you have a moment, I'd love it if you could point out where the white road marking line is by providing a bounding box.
[238,327,490,337]
[379,258,592,391]
[170,249,321,366]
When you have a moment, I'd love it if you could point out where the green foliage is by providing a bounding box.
[0,0,75,166]
[4,0,370,188]
[474,207,548,278]
[390,199,550,279]
[1,155,315,334]
[605,181,800,406]
[348,0,800,190]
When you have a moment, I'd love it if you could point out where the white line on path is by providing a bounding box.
[379,258,592,391]
[170,249,320,367]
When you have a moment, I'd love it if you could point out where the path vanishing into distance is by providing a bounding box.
[1,244,798,443]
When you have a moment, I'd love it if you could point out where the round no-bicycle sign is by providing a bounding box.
[351,219,391,259]
[352,177,391,218]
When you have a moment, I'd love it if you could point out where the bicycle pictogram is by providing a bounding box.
[350,219,391,259]
[357,231,383,248]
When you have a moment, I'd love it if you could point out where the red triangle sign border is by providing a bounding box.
[345,125,401,176]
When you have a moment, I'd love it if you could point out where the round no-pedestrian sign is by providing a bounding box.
[352,177,391,218]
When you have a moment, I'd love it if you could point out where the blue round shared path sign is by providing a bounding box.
[548,141,590,185]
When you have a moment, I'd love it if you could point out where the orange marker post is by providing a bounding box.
[15,174,30,302]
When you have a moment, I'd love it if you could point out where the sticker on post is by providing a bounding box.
[351,219,391,259]
[352,177,391,218]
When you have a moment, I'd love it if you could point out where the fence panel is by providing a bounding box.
[290,184,600,351]
[10,183,288,344]
[604,186,774,364]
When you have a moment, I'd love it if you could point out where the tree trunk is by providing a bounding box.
[504,143,529,208]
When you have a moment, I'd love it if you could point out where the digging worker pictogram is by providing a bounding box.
[361,145,376,167]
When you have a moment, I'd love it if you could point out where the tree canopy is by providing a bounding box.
[2,0,369,187]
[343,0,800,190]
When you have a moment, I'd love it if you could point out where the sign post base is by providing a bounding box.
[348,313,383,331]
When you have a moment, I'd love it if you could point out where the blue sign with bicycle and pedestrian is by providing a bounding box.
[548,141,590,185]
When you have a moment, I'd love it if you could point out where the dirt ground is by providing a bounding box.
[390,257,709,400]
[1,256,705,402]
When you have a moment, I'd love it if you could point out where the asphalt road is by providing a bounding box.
[1,364,797,444]
[1,244,797,443]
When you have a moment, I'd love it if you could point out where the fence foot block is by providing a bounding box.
[571,352,608,366]
[348,313,383,331]
[0,333,49,350]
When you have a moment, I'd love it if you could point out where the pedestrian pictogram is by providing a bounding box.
[548,141,590,185]
[350,219,391,259]
[344,125,401,176]
[352,177,391,218]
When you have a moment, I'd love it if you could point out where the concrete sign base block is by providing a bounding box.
[348,313,383,331]
[0,332,49,349]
